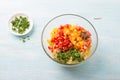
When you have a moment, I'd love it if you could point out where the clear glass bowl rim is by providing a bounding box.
[41,14,98,66]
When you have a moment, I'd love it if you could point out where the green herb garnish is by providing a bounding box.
[71,48,84,62]
[55,48,84,64]
[11,16,30,34]
[20,36,30,43]
[56,51,71,64]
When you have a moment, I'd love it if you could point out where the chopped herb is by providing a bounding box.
[20,36,30,43]
[56,50,71,64]
[55,48,84,64]
[11,16,30,34]
[71,48,84,62]
[22,39,26,43]
[27,36,30,40]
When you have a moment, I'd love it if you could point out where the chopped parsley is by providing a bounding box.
[11,16,30,34]
[20,36,30,43]
[55,48,84,64]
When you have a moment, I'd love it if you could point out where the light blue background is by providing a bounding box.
[0,0,120,80]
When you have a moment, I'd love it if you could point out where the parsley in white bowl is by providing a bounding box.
[9,13,33,36]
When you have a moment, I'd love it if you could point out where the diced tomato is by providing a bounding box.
[54,45,59,49]
[48,24,92,53]
[51,37,57,42]
[48,46,51,50]
[76,26,84,31]
[62,47,67,51]
[63,40,70,46]
[86,31,91,37]
[58,30,64,36]
[85,40,91,47]
[64,24,69,28]
[59,25,64,29]
[58,36,64,41]
[48,46,53,52]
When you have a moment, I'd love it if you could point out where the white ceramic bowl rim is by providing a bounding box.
[9,13,33,36]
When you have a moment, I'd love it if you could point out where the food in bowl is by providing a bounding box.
[11,16,30,34]
[9,13,33,36]
[47,24,92,64]
[41,14,98,66]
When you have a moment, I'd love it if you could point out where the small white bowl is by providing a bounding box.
[8,13,33,36]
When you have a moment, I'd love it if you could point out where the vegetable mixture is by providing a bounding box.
[11,16,30,34]
[47,24,92,64]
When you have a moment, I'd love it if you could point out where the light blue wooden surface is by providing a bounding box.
[0,0,120,80]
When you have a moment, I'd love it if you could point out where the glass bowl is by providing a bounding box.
[41,14,98,67]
